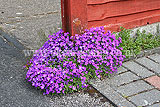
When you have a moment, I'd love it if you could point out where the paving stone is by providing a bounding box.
[145,76,160,90]
[123,61,154,78]
[117,101,136,107]
[117,80,154,97]
[148,53,160,64]
[128,89,160,106]
[135,57,160,74]
[116,66,128,74]
[105,72,140,88]
[90,78,107,89]
[147,103,160,107]
[91,81,136,107]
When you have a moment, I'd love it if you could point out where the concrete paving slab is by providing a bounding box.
[106,72,140,88]
[91,79,136,107]
[148,53,160,64]
[147,103,160,107]
[135,57,160,74]
[0,0,61,20]
[116,66,128,74]
[0,0,61,49]
[3,13,61,49]
[128,89,160,106]
[118,101,136,107]
[117,80,154,97]
[123,61,154,78]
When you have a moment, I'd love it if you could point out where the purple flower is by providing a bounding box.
[72,86,76,90]
[25,26,125,95]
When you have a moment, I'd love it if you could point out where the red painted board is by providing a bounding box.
[87,0,120,5]
[88,0,160,21]
[62,0,160,35]
[88,9,160,32]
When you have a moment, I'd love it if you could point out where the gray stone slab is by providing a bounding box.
[116,66,128,74]
[123,61,154,78]
[128,89,160,106]
[147,103,160,107]
[91,79,136,107]
[0,0,61,50]
[148,54,160,64]
[0,0,61,20]
[105,72,140,88]
[136,57,160,74]
[117,80,154,97]
[4,13,61,49]
[117,101,136,107]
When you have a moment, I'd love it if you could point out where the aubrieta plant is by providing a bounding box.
[25,26,125,95]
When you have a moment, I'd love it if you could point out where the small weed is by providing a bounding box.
[122,94,128,98]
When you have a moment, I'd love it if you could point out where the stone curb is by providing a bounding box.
[124,47,160,62]
[90,79,136,107]
[89,84,118,107]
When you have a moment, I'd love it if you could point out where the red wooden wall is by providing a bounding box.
[61,0,160,35]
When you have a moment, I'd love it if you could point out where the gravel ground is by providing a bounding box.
[48,92,113,107]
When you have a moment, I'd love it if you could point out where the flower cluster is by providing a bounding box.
[25,26,125,95]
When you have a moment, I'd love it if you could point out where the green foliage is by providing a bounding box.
[116,27,160,58]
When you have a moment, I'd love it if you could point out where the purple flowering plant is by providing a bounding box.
[25,26,125,95]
